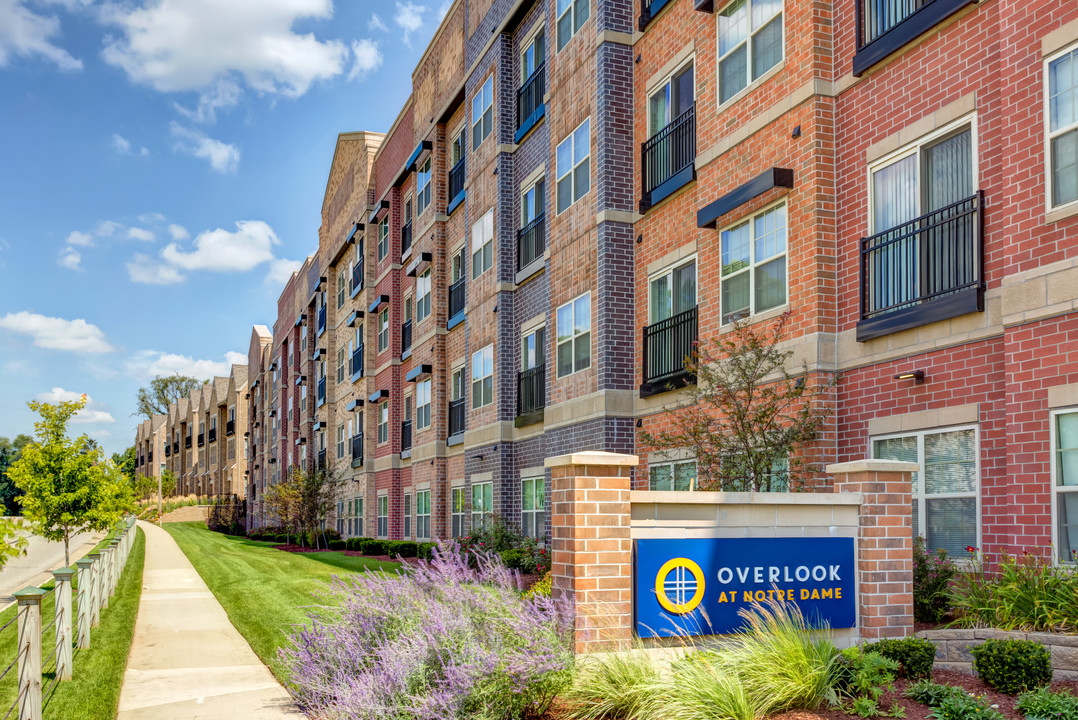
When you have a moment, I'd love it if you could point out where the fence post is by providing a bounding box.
[109,540,120,596]
[14,586,44,720]
[86,553,101,628]
[74,558,93,648]
[97,547,110,611]
[50,569,74,681]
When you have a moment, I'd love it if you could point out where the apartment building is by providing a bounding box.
[134,414,167,483]
[633,0,1078,563]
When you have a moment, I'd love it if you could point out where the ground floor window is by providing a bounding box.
[336,500,345,535]
[451,486,466,537]
[1053,410,1078,564]
[416,489,431,540]
[873,425,978,557]
[403,493,412,539]
[649,458,697,491]
[471,481,493,532]
[351,496,364,537]
[521,477,545,538]
[377,495,388,538]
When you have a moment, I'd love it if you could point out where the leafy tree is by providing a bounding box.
[264,465,340,548]
[0,434,32,514]
[9,397,135,566]
[135,374,205,419]
[639,311,835,492]
[0,518,28,570]
[160,469,177,498]
[112,445,136,483]
[134,473,156,501]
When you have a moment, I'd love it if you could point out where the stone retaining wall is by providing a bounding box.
[916,628,1078,681]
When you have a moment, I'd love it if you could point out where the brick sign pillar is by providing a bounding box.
[827,460,917,640]
[546,451,638,654]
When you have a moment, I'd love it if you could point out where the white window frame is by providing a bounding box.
[556,118,590,214]
[647,58,696,138]
[522,27,545,81]
[378,217,389,261]
[377,308,389,353]
[472,75,494,150]
[451,486,466,537]
[556,292,591,378]
[451,127,466,168]
[471,345,494,409]
[377,401,389,444]
[648,255,698,324]
[417,157,432,215]
[403,493,412,539]
[416,489,431,540]
[471,209,494,279]
[719,200,788,325]
[300,325,307,353]
[471,481,493,532]
[353,496,364,537]
[416,379,432,430]
[336,423,345,459]
[337,269,346,308]
[649,457,698,491]
[1050,408,1078,565]
[377,494,388,539]
[337,346,346,384]
[521,476,545,538]
[1045,43,1078,213]
[716,0,785,106]
[555,0,589,52]
[416,268,432,323]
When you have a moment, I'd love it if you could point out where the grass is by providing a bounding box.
[0,525,145,720]
[162,521,399,680]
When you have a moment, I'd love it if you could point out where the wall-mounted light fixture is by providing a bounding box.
[893,369,925,384]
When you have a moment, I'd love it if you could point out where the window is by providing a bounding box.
[649,458,698,491]
[378,401,389,444]
[228,438,235,460]
[1052,410,1078,564]
[471,481,493,531]
[378,309,389,353]
[650,258,697,323]
[1047,46,1078,209]
[403,493,412,539]
[353,496,364,537]
[451,129,466,167]
[378,217,389,261]
[300,325,307,353]
[522,177,545,225]
[417,158,432,214]
[337,501,345,535]
[471,210,494,278]
[337,269,346,308]
[471,345,494,409]
[522,326,545,371]
[556,293,591,377]
[336,423,345,459]
[649,61,694,136]
[720,202,787,323]
[522,31,544,81]
[718,0,783,104]
[521,477,545,538]
[416,269,432,323]
[228,406,235,423]
[377,495,388,538]
[337,347,346,384]
[416,489,431,540]
[417,379,432,430]
[873,425,978,557]
[452,244,467,283]
[556,119,590,213]
[556,0,589,51]
[451,486,466,537]
[472,75,493,150]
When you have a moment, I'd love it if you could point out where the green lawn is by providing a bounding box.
[0,525,145,720]
[163,522,399,680]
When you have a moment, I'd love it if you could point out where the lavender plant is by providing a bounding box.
[280,542,574,720]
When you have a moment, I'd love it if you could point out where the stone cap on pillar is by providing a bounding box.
[826,459,919,474]
[75,558,93,568]
[545,451,639,468]
[51,568,76,580]
[86,552,101,560]
[13,586,45,601]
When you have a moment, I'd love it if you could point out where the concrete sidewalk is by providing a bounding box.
[117,521,305,719]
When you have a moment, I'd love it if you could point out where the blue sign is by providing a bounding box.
[634,537,856,638]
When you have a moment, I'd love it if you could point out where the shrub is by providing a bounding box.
[328,539,346,551]
[665,652,756,720]
[358,539,384,556]
[953,549,1078,632]
[391,541,417,558]
[830,647,898,707]
[525,572,552,599]
[417,542,436,560]
[562,650,668,720]
[1016,687,1078,720]
[868,637,937,679]
[280,542,574,719]
[462,516,550,574]
[914,536,956,623]
[971,639,1052,695]
[928,691,1007,720]
[906,681,968,707]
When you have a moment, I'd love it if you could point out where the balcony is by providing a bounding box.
[317,304,326,336]
[350,259,364,296]
[174,441,181,453]
[448,277,465,329]
[317,449,326,470]
[317,376,326,406]
[448,397,466,442]
[147,452,153,463]
[164,446,171,458]
[197,433,205,447]
[858,191,984,341]
[208,428,217,444]
[401,319,413,359]
[184,435,192,449]
[517,213,546,271]
[640,306,698,397]
[516,364,546,427]
[640,103,696,213]
[401,220,413,258]
[448,157,466,214]
[351,432,364,467]
[854,0,976,76]
[351,344,364,380]
[401,420,412,459]
[515,61,546,144]
[226,420,235,436]
[639,0,675,30]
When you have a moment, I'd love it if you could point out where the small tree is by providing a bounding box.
[135,374,205,419]
[640,311,835,492]
[9,397,135,566]
[0,434,32,514]
[134,473,156,501]
[112,445,136,483]
[264,465,339,548]
[160,469,177,498]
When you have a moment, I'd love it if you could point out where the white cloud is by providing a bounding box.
[127,226,154,242]
[266,257,301,286]
[369,13,388,32]
[111,132,132,154]
[125,349,246,383]
[437,0,452,20]
[0,0,82,71]
[95,220,121,237]
[170,123,240,173]
[66,230,94,247]
[394,1,425,45]
[172,77,241,124]
[0,312,114,353]
[138,212,165,223]
[126,252,184,285]
[101,0,347,107]
[34,387,117,424]
[168,224,189,240]
[140,145,150,155]
[162,220,277,272]
[59,246,81,270]
[348,39,382,81]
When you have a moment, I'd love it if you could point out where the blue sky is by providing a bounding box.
[0,0,450,455]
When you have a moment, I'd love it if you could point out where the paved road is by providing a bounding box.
[116,521,304,719]
[0,528,100,604]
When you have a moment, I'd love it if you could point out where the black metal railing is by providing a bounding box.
[165,446,171,457]
[860,192,983,321]
[641,103,696,197]
[642,306,698,387]
[449,398,466,437]
[351,259,364,293]
[448,158,465,204]
[225,420,235,436]
[857,0,931,47]
[148,451,153,463]
[317,304,326,334]
[517,213,546,270]
[184,435,192,449]
[208,428,217,444]
[448,277,465,320]
[517,61,545,130]
[317,376,326,405]
[517,364,546,416]
[351,433,364,463]
[401,420,412,452]
[401,320,413,355]
[197,433,205,447]
[351,344,364,377]
[401,221,413,256]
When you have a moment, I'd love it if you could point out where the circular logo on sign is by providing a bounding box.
[654,558,705,614]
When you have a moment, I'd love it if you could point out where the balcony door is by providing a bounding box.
[647,62,694,192]
[522,327,544,372]
[648,259,696,383]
